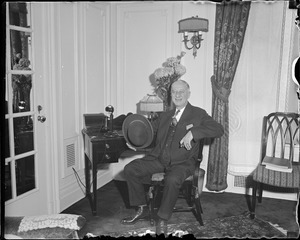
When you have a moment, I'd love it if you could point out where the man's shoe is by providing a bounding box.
[156,218,168,236]
[121,205,149,225]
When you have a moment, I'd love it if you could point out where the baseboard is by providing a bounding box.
[201,170,298,201]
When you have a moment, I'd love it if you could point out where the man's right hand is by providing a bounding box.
[126,142,137,151]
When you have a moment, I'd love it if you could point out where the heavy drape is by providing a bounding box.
[206,1,251,191]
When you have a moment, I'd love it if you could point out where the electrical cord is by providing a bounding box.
[72,167,85,194]
[72,167,97,194]
[72,144,109,194]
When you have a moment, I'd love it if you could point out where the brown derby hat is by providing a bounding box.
[122,114,154,149]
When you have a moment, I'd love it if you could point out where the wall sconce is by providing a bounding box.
[178,16,209,58]
[140,94,164,122]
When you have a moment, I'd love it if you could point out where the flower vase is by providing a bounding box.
[164,102,175,111]
[164,89,175,111]
[163,101,168,112]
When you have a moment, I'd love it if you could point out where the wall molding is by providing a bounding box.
[44,2,62,214]
[114,2,178,115]
[82,3,110,113]
[277,1,295,112]
[227,164,256,176]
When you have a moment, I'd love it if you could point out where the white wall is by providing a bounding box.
[84,3,110,113]
[111,2,182,115]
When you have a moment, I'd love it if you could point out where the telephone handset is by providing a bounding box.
[105,105,114,131]
[104,105,118,137]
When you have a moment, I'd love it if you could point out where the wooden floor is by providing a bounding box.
[62,180,299,238]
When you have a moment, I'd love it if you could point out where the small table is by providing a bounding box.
[82,128,128,215]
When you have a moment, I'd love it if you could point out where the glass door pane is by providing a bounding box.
[9,2,31,27]
[10,30,32,71]
[14,116,34,155]
[12,73,33,113]
[16,156,35,196]
[5,162,12,201]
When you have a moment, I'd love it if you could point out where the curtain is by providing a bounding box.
[206,1,251,191]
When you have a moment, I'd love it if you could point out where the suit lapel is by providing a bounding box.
[159,109,176,146]
[158,103,192,146]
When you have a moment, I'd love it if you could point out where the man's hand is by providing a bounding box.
[126,142,137,151]
[180,131,193,150]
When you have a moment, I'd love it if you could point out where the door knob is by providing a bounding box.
[38,115,46,123]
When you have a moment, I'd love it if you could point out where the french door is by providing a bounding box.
[5,2,53,216]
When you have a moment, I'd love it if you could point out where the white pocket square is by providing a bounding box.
[186,124,193,130]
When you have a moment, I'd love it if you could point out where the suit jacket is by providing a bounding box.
[144,102,224,169]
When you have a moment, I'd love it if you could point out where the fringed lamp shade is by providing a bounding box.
[140,94,164,112]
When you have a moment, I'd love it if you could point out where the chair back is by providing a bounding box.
[260,112,299,163]
[196,138,204,162]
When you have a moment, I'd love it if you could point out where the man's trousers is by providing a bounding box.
[123,157,194,220]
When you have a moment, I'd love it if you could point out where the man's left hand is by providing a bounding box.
[180,131,193,150]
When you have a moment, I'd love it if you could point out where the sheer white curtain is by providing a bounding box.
[228,1,291,175]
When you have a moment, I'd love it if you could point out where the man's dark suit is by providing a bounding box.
[124,102,224,220]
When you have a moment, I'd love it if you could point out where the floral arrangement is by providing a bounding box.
[153,51,186,108]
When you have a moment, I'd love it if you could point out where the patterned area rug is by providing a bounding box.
[86,213,286,238]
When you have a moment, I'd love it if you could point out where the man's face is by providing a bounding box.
[171,81,190,109]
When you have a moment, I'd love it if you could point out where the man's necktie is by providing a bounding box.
[171,109,180,127]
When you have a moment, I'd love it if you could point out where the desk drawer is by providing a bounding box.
[96,141,125,153]
[96,151,119,163]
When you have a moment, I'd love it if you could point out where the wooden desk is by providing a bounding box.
[82,128,128,215]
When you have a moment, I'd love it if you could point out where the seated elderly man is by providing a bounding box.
[121,80,224,235]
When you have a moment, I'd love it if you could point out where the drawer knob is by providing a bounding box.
[105,144,110,149]
[105,154,111,159]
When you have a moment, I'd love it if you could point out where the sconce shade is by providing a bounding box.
[178,17,209,33]
[178,16,209,58]
[140,94,164,112]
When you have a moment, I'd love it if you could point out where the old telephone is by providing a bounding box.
[83,105,120,137]
[104,105,118,137]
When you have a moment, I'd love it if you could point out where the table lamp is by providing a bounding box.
[140,94,164,122]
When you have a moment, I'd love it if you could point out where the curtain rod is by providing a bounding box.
[195,0,298,5]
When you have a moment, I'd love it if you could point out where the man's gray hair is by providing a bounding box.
[172,79,190,90]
